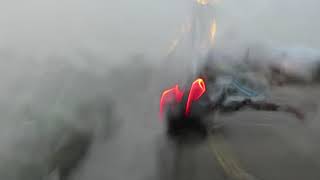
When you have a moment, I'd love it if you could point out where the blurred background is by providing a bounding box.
[0,0,320,179]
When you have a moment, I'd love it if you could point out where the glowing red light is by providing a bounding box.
[185,78,206,116]
[159,84,184,119]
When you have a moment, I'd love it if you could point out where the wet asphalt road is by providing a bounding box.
[71,83,320,180]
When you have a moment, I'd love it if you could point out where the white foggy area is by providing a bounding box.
[0,0,320,180]
[0,0,320,58]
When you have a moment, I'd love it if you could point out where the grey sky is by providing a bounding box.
[0,0,319,59]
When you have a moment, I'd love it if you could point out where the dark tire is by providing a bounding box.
[166,111,208,140]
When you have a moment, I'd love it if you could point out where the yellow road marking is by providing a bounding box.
[208,133,257,180]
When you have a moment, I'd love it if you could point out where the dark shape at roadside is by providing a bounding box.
[47,129,92,180]
[46,97,120,180]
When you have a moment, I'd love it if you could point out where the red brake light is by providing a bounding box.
[159,84,184,119]
[185,78,206,116]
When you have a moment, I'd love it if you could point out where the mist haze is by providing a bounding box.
[0,0,320,58]
[0,0,320,180]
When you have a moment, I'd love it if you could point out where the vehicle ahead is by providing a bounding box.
[160,78,211,138]
[159,64,305,140]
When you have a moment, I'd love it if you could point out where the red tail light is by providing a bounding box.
[159,78,206,120]
[185,78,206,116]
[159,84,184,119]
